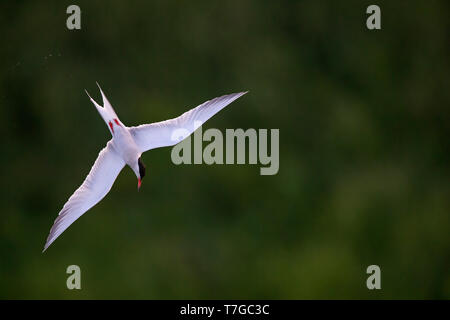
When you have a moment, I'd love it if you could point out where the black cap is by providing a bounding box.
[138,157,146,179]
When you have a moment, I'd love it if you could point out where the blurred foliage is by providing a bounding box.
[0,0,449,299]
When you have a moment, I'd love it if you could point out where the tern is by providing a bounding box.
[43,84,247,252]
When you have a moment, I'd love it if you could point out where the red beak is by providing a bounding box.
[138,178,142,190]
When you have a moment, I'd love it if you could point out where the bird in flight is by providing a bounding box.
[43,83,247,252]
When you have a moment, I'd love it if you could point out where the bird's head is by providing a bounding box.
[133,156,146,190]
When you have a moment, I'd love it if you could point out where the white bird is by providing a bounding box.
[43,83,247,252]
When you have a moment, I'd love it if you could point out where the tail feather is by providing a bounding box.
[85,83,122,134]
[96,82,119,120]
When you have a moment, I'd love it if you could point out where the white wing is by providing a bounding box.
[43,141,125,251]
[129,92,248,152]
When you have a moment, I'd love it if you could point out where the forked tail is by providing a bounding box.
[85,82,123,135]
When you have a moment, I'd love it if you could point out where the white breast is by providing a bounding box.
[111,126,141,166]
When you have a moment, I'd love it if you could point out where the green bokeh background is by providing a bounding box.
[1,1,449,299]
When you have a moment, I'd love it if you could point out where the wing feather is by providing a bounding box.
[129,92,247,152]
[43,141,125,251]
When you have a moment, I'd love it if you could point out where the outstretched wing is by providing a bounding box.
[129,92,248,152]
[43,141,125,252]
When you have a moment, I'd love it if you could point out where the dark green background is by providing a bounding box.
[1,1,449,299]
